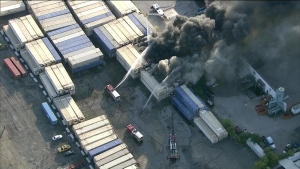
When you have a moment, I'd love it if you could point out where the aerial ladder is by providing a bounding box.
[167,111,180,160]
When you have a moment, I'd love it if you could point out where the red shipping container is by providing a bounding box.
[3,58,21,79]
[10,56,27,77]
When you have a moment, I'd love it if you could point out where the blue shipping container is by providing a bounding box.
[99,26,120,49]
[47,24,80,37]
[172,96,194,121]
[62,42,94,56]
[42,37,62,63]
[93,28,115,58]
[41,102,58,125]
[174,87,200,114]
[132,12,149,31]
[71,59,103,73]
[88,139,122,159]
[57,37,90,52]
[55,35,87,47]
[81,12,113,25]
[37,9,70,21]
[128,14,147,35]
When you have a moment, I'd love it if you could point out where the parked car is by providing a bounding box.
[52,135,62,141]
[65,150,75,157]
[57,144,71,153]
[262,136,276,150]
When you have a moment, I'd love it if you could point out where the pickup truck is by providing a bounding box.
[105,84,120,101]
[151,3,164,15]
[126,124,143,142]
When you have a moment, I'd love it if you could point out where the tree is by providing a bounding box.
[254,157,268,169]
[266,152,279,167]
[249,133,261,144]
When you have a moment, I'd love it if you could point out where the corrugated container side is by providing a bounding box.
[8,20,26,46]
[96,149,130,167]
[29,1,62,9]
[93,143,127,163]
[80,130,115,148]
[98,153,133,169]
[87,138,122,159]
[37,9,70,21]
[103,24,123,45]
[63,46,95,59]
[110,158,137,169]
[0,3,26,17]
[108,21,129,44]
[127,14,147,35]
[3,58,21,79]
[72,115,107,131]
[10,57,27,77]
[93,28,115,57]
[174,87,199,114]
[71,1,100,10]
[20,49,40,75]
[81,11,113,25]
[2,25,22,51]
[47,24,80,36]
[58,37,90,53]
[194,117,218,144]
[42,37,61,63]
[31,2,65,13]
[172,96,194,121]
[25,15,44,38]
[41,102,58,125]
[78,125,113,141]
[85,15,116,36]
[39,72,58,99]
[122,16,144,37]
[70,59,103,73]
[53,98,73,126]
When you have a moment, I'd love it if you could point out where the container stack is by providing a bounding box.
[93,12,148,58]
[2,15,44,51]
[105,0,140,18]
[0,0,26,17]
[53,94,85,126]
[115,44,148,79]
[71,116,138,168]
[65,1,116,36]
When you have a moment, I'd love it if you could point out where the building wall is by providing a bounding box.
[247,64,276,98]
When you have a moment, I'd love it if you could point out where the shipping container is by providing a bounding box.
[67,1,86,6]
[84,135,118,154]
[114,20,133,41]
[37,8,70,21]
[50,64,68,92]
[108,21,129,44]
[72,115,107,131]
[31,41,51,66]
[97,153,133,169]
[94,143,127,163]
[105,0,138,18]
[53,31,85,44]
[74,119,110,138]
[36,39,56,64]
[84,14,116,36]
[59,38,91,54]
[127,14,147,35]
[110,158,137,169]
[63,46,95,59]
[44,66,64,95]
[68,52,102,70]
[2,25,22,51]
[25,15,44,38]
[34,5,68,17]
[15,19,34,42]
[60,97,78,125]
[124,165,138,169]
[42,37,61,63]
[77,8,110,22]
[20,49,40,75]
[194,117,218,144]
[19,16,38,40]
[77,6,107,18]
[172,96,194,121]
[71,1,100,10]
[67,95,85,122]
[8,20,26,46]
[80,130,115,148]
[56,63,75,91]
[95,149,129,167]
[72,2,105,14]
[132,12,152,32]
[53,97,73,126]
[3,58,21,79]
[0,1,26,16]
[80,10,112,25]
[181,85,207,110]
[122,16,144,37]
[10,57,27,77]
[103,24,123,45]
[117,18,139,42]
[39,72,58,99]
[87,138,122,159]
[50,27,82,41]
[42,19,77,33]
[30,2,65,13]
[78,125,113,141]
[174,86,200,114]
[70,59,103,73]
[93,27,115,57]
[47,23,80,36]
[199,110,228,140]
[28,1,62,9]
[25,42,46,68]
[41,102,58,125]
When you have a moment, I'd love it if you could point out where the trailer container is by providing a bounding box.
[105,0,138,18]
[25,42,46,68]
[94,143,127,163]
[42,37,61,63]
[172,96,194,121]
[84,135,118,154]
[72,115,107,131]
[87,138,122,159]
[80,130,115,147]
[30,2,65,13]
[10,57,27,77]
[51,65,68,92]
[74,119,110,138]
[93,27,115,57]
[70,59,103,73]
[20,49,40,75]
[19,16,38,40]
[78,125,113,141]
[25,15,44,38]
[0,1,26,16]
[68,52,103,70]
[122,16,144,37]
[67,95,85,122]
[95,149,129,167]
[127,14,147,35]
[41,102,58,125]
[103,24,123,46]
[60,97,78,125]
[36,39,56,64]
[15,19,34,42]
[115,20,133,41]
[53,98,73,126]
[124,165,138,169]
[110,158,137,169]
[174,86,200,114]
[31,41,51,66]
[117,18,139,42]
[81,11,113,25]
[108,21,129,44]
[3,58,21,79]
[39,72,58,99]
[56,63,75,91]
[2,25,22,51]
[194,117,218,144]
[63,46,95,59]
[40,13,73,25]
[47,24,80,36]
[8,20,26,46]
[181,85,207,110]
[84,14,116,36]
[44,66,64,95]
[97,153,133,169]
[199,110,228,140]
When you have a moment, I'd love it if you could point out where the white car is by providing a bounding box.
[52,135,62,141]
[151,3,164,15]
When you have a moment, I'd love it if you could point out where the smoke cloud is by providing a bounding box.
[144,1,300,86]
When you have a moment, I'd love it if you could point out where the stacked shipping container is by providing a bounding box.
[66,1,116,36]
[93,12,148,58]
[105,0,140,18]
[3,58,21,79]
[41,102,58,125]
[0,0,26,16]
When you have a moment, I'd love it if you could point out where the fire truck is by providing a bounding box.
[105,84,120,101]
[126,124,143,142]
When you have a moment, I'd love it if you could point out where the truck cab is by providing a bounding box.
[105,84,120,101]
[151,3,164,15]
[126,124,143,142]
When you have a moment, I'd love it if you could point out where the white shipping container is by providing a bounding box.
[77,5,107,18]
[42,16,75,28]
[117,18,138,41]
[73,1,104,14]
[20,49,40,75]
[0,3,26,17]
[68,52,102,69]
[39,72,58,100]
[30,1,62,9]
[105,0,138,18]
[63,46,95,59]
[84,134,118,154]
[124,165,138,169]
[194,117,218,144]
[44,20,76,33]
[31,2,65,13]
[2,25,22,51]
[50,64,68,90]
[115,21,133,41]
[15,19,33,42]
[36,39,56,64]
[50,27,82,40]
[75,119,110,138]
[25,42,46,67]
[68,48,100,60]
[98,153,133,169]
[181,85,206,110]
[19,16,38,40]
[108,21,129,44]
[56,63,74,90]
[103,24,123,45]
[8,20,26,46]
[60,97,78,124]
[53,31,85,44]
[71,1,101,10]
[34,6,67,17]
[40,13,73,25]
[78,8,109,21]
[93,144,127,163]
[84,15,116,36]
[67,1,87,6]
[95,149,130,167]
[31,41,51,66]
[53,97,73,126]
[25,15,44,38]
[67,96,85,122]
[72,115,107,131]
[123,16,143,37]
[80,130,115,147]
[199,110,228,140]
[110,158,137,169]
[44,66,64,95]
[78,125,113,141]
